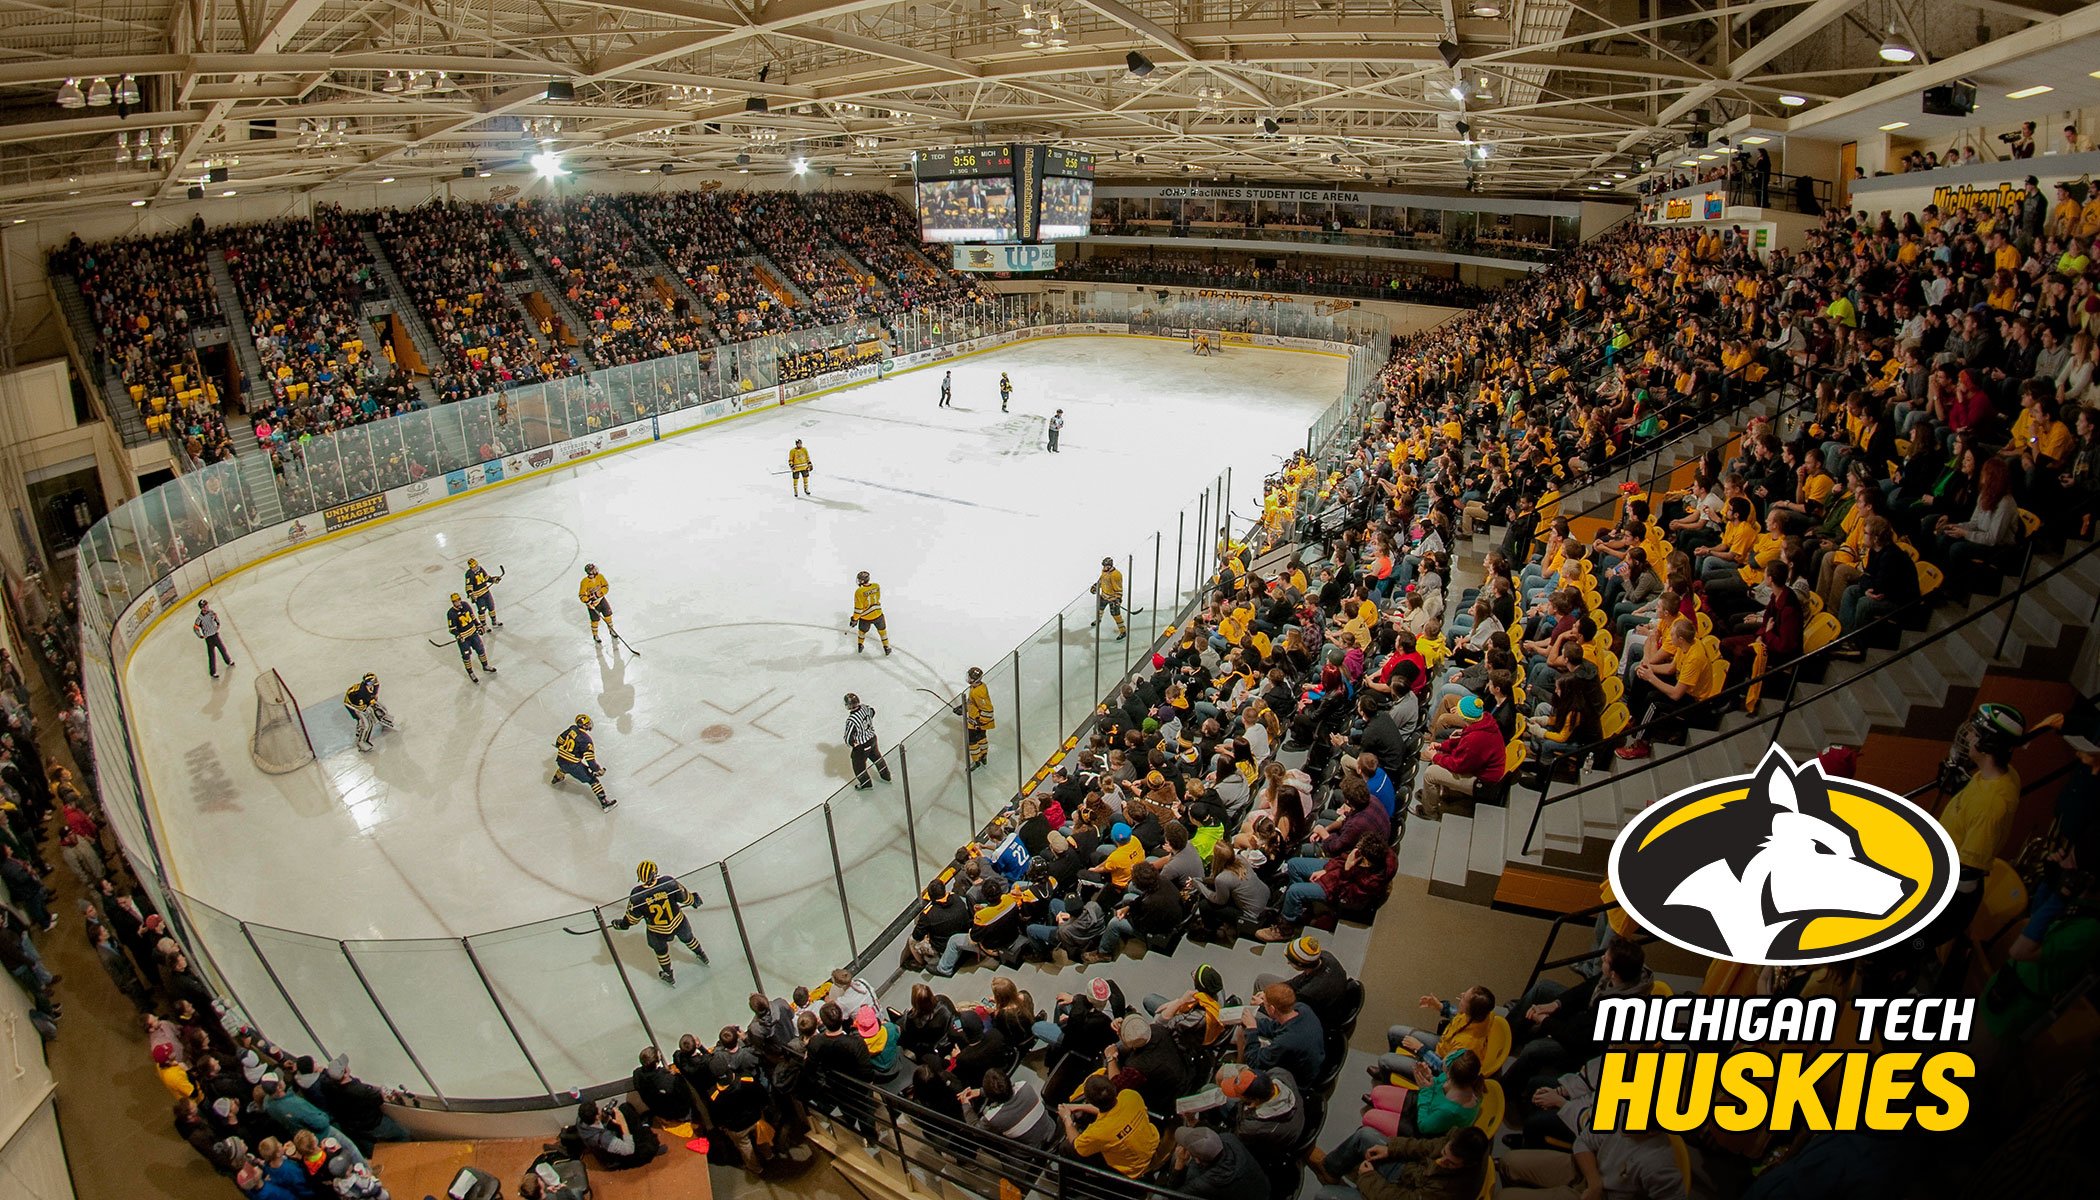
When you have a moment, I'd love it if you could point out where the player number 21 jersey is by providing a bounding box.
[624,877,695,933]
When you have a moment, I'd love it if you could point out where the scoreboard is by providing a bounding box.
[912,144,1094,245]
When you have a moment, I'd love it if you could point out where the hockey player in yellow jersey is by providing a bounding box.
[961,666,995,770]
[577,563,618,645]
[787,440,813,498]
[851,570,890,655]
[1091,557,1127,640]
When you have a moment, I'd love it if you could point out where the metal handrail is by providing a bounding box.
[1519,529,2100,855]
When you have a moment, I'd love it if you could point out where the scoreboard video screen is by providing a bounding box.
[913,143,1094,244]
[914,145,1021,244]
[1037,148,1095,240]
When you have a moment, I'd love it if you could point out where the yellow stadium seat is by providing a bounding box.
[1472,1079,1505,1139]
[1806,591,1824,617]
[1695,612,1713,639]
[2017,508,2041,539]
[1917,560,1944,596]
[1513,714,1528,742]
[1602,675,1624,706]
[1600,701,1631,739]
[1803,612,1841,654]
[1504,740,1527,778]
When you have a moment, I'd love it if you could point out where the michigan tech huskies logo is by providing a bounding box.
[1609,747,1956,966]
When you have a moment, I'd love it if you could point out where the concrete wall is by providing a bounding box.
[0,358,135,576]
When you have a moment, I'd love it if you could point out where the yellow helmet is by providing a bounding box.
[450,593,463,603]
[636,860,658,882]
[575,713,593,730]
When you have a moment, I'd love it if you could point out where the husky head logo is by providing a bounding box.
[1608,747,1956,966]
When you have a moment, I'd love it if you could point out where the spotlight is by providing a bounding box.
[1879,30,1916,63]
[545,79,576,101]
[530,149,567,177]
[56,78,84,108]
[792,156,808,174]
[1778,94,1807,107]
[1438,40,1463,69]
[87,77,113,107]
[1126,50,1155,78]
[116,74,140,105]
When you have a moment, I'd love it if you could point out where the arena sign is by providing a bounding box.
[953,244,1059,273]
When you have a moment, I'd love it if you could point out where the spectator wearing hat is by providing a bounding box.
[1257,935,1353,1025]
[1144,963,1228,1044]
[1926,714,2022,951]
[1036,979,1121,1062]
[856,1004,906,1082]
[234,1161,303,1200]
[1216,1064,1307,1157]
[1237,983,1326,1083]
[1162,1126,1268,1200]
[1059,1075,1160,1178]
[152,1042,198,1100]
[1411,694,1508,820]
[313,1055,409,1152]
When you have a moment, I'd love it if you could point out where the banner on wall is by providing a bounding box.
[1702,191,1725,219]
[445,460,506,496]
[321,492,391,533]
[953,244,1059,273]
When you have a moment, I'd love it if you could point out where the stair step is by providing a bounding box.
[1504,791,1545,863]
[1395,811,1441,879]
[1469,805,1508,880]
[1430,814,1474,887]
[1540,796,1582,851]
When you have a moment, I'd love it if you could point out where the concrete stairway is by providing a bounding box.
[204,248,268,411]
[50,274,157,448]
[800,197,890,297]
[601,204,715,338]
[748,256,812,309]
[222,421,287,526]
[498,223,594,344]
[354,230,445,384]
[1400,538,2100,905]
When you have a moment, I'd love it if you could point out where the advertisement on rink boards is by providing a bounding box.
[321,492,391,533]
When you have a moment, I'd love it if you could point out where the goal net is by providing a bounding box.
[252,668,316,774]
[1189,329,1223,354]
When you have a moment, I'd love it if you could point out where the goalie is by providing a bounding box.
[342,673,395,753]
[611,860,710,985]
[1192,332,1216,356]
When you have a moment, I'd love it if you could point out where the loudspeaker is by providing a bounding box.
[186,186,204,200]
[1687,130,1709,149]
[745,96,768,113]
[1126,50,1155,78]
[1437,39,1463,68]
[462,166,475,178]
[207,165,228,183]
[545,79,574,102]
[1922,81,1977,117]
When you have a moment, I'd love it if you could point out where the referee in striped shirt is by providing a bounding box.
[844,693,892,790]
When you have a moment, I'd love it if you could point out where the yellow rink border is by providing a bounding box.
[123,330,1349,895]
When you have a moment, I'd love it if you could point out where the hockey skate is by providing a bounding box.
[658,966,676,986]
[599,797,617,811]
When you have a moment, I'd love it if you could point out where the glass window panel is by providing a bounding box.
[242,923,425,1094]
[723,807,856,995]
[176,897,322,1064]
[899,719,976,892]
[468,913,653,1095]
[343,938,545,1099]
[621,865,758,1052]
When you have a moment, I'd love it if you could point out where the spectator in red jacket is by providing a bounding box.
[1411,695,1507,820]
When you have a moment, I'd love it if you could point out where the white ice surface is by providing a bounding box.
[127,337,1342,1096]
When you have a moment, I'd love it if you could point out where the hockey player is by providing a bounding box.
[998,372,1012,413]
[843,693,892,789]
[342,673,393,753]
[788,439,813,498]
[464,558,502,630]
[938,369,953,408]
[552,713,614,811]
[960,666,994,771]
[1091,557,1127,640]
[578,563,618,645]
[446,594,496,683]
[610,860,710,984]
[851,570,890,656]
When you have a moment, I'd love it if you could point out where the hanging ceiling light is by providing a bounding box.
[116,74,141,105]
[1018,4,1041,36]
[86,77,113,107]
[382,70,405,93]
[1878,28,1917,63]
[1046,11,1068,47]
[157,128,175,161]
[56,78,85,108]
[114,131,132,164]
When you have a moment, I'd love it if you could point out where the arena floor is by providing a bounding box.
[120,335,1345,1096]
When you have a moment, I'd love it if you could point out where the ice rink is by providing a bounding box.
[127,335,1340,1039]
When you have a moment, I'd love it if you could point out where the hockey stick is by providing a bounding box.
[914,686,959,708]
[610,627,642,656]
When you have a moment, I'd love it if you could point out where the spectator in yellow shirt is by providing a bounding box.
[1927,719,2021,952]
[1062,1076,1161,1177]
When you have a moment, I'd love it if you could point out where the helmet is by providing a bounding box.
[636,860,658,882]
[857,570,870,583]
[1969,703,2024,758]
[844,692,861,708]
[584,563,598,575]
[967,667,983,682]
[1102,557,1115,569]
[363,672,378,683]
[450,593,463,603]
[575,713,593,730]
[197,599,209,609]
[467,558,478,568]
